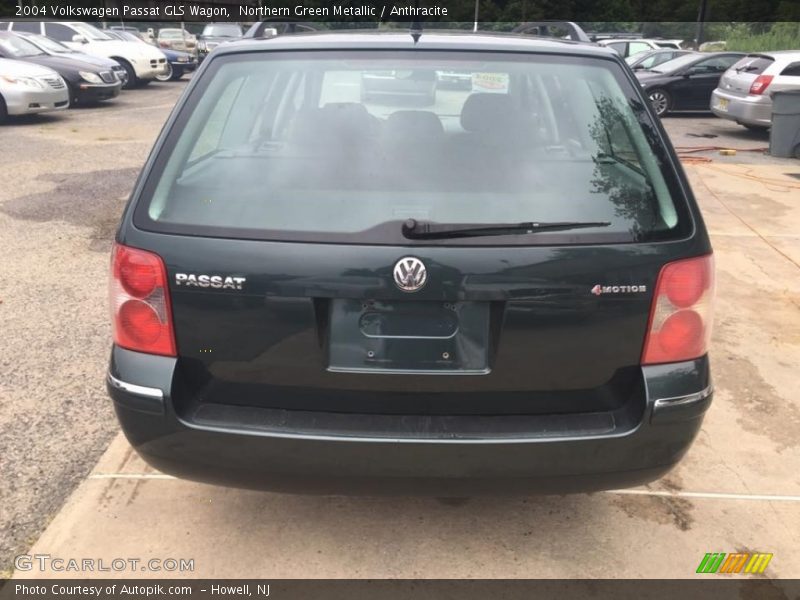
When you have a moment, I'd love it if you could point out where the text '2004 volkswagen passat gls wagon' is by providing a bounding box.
[106,31,714,495]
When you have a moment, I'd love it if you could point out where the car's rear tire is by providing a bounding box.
[170,66,185,81]
[115,59,137,90]
[155,63,173,82]
[0,94,8,124]
[648,88,671,117]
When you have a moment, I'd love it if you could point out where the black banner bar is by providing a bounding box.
[3,580,800,600]
[2,0,800,22]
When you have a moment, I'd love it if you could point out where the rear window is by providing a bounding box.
[136,50,689,246]
[730,55,774,75]
[780,62,800,77]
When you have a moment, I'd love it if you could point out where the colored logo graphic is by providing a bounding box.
[696,552,772,574]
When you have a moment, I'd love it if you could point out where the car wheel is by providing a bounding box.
[155,63,173,82]
[648,89,671,117]
[0,94,7,124]
[116,59,137,90]
[170,66,184,81]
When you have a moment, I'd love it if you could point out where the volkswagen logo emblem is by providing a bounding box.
[393,257,427,292]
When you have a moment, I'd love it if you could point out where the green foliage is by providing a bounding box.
[723,22,800,51]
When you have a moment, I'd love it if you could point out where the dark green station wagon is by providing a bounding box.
[107,29,714,494]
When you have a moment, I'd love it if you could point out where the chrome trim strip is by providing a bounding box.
[107,373,164,400]
[654,385,713,409]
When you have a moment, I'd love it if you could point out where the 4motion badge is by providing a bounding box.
[591,284,647,296]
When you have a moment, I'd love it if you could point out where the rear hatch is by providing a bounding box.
[718,54,775,97]
[127,46,701,417]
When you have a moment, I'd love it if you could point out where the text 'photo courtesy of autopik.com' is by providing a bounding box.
[1,0,800,597]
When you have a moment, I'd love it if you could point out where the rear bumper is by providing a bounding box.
[107,346,712,495]
[711,88,772,127]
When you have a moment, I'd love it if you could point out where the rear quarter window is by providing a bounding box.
[779,62,800,77]
[135,50,691,246]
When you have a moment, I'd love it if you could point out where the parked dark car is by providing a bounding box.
[0,31,121,105]
[636,52,745,116]
[361,69,437,105]
[107,32,714,495]
[626,49,695,71]
[14,31,128,87]
[104,30,197,81]
[196,23,243,63]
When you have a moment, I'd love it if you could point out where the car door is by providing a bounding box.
[43,22,80,51]
[682,55,741,109]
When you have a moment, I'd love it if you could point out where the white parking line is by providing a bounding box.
[607,489,800,502]
[86,473,800,501]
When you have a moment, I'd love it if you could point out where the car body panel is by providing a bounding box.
[0,56,69,116]
[0,21,167,80]
[108,32,714,494]
[712,52,800,127]
[0,33,121,103]
[636,52,745,112]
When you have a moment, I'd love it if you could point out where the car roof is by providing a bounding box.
[750,50,800,59]
[214,31,621,58]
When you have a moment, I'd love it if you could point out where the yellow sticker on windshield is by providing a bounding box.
[471,72,510,93]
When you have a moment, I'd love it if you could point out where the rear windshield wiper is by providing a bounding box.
[401,218,611,240]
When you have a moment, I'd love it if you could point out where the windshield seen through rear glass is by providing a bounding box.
[137,50,688,245]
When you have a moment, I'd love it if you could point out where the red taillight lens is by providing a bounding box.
[110,243,176,357]
[114,246,159,298]
[749,75,773,95]
[642,255,714,365]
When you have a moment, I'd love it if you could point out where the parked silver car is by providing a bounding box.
[0,57,69,122]
[711,51,800,130]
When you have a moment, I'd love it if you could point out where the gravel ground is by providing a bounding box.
[0,83,187,573]
[0,82,791,574]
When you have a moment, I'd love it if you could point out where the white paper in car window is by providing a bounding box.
[471,72,510,94]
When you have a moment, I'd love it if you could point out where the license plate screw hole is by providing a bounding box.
[367,350,375,358]
[442,352,450,360]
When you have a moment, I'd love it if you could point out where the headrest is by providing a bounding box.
[460,93,518,133]
[384,111,444,141]
[289,103,372,146]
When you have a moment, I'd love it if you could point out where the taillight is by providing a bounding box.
[749,75,773,95]
[642,255,714,365]
[110,243,176,357]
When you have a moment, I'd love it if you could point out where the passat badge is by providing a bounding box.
[393,257,427,292]
[175,273,246,290]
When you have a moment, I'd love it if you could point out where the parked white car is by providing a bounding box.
[0,57,69,122]
[711,51,800,130]
[0,21,167,88]
[597,39,667,58]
